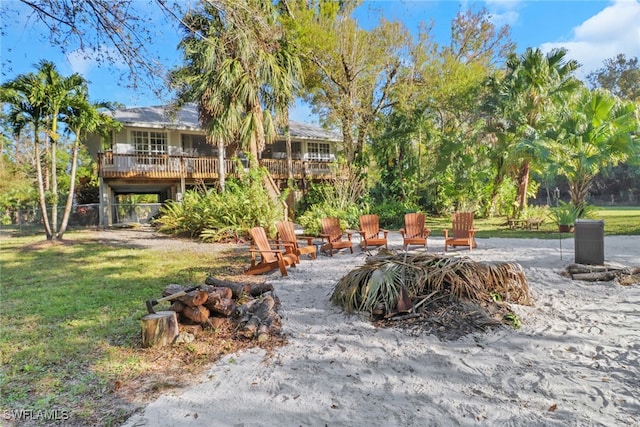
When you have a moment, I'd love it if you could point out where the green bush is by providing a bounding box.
[154,168,284,242]
[370,200,419,229]
[297,203,361,235]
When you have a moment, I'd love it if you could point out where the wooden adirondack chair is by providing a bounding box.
[399,212,431,251]
[245,226,297,276]
[442,212,477,251]
[358,214,388,250]
[275,220,317,262]
[319,217,353,256]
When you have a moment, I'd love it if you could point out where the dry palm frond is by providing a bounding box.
[479,262,532,305]
[331,253,532,318]
[332,259,405,314]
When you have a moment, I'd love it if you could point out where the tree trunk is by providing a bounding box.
[141,311,179,348]
[50,138,58,238]
[341,113,356,163]
[569,176,593,207]
[58,130,81,238]
[486,158,506,218]
[34,135,53,240]
[217,137,226,191]
[515,160,530,215]
[248,103,264,168]
[284,121,295,220]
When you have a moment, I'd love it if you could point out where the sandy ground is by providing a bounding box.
[122,233,640,427]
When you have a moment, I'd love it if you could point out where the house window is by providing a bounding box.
[132,130,167,164]
[307,142,331,161]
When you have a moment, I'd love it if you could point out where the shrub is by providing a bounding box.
[154,168,284,242]
[370,200,419,229]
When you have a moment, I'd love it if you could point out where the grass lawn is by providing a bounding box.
[0,207,638,425]
[425,206,640,238]
[0,230,265,426]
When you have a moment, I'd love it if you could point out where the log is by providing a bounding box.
[248,283,275,297]
[571,272,617,282]
[204,276,274,298]
[163,284,186,297]
[208,317,231,329]
[250,295,276,319]
[202,286,233,300]
[205,276,252,298]
[170,300,186,313]
[257,311,281,341]
[238,316,260,339]
[234,299,258,322]
[205,297,236,317]
[141,311,179,348]
[257,324,270,342]
[178,290,209,307]
[237,296,280,339]
[181,305,210,325]
[566,264,622,274]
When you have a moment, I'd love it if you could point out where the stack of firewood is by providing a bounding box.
[163,276,281,342]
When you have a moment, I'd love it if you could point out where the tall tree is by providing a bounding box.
[549,87,640,207]
[289,0,410,168]
[587,54,640,102]
[172,0,298,172]
[487,47,581,215]
[385,7,514,214]
[1,61,101,240]
[58,98,120,237]
[2,68,53,236]
[36,61,87,236]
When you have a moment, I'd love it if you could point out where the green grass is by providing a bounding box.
[0,230,250,426]
[425,206,640,238]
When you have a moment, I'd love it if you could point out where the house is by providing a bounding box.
[86,103,342,227]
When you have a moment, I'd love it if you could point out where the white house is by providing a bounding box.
[86,104,342,226]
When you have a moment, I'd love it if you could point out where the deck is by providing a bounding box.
[98,153,335,180]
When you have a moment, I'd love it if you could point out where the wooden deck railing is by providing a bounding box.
[98,152,335,180]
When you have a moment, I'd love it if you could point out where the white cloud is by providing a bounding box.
[484,0,522,27]
[540,0,640,78]
[66,46,127,77]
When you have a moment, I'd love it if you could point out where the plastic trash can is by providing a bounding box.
[574,219,604,265]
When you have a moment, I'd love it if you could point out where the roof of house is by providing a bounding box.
[110,103,342,142]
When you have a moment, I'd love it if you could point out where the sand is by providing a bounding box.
[123,234,640,427]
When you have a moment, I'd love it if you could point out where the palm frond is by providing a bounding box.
[331,253,531,318]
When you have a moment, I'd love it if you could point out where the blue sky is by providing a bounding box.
[2,0,639,124]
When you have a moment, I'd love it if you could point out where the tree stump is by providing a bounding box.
[141,311,179,348]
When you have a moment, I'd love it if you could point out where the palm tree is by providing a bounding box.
[490,47,581,215]
[269,31,303,218]
[173,1,294,170]
[36,61,87,237]
[1,70,53,237]
[58,98,121,237]
[549,88,640,207]
[2,61,90,240]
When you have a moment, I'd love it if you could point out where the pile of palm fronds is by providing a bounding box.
[331,252,532,338]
